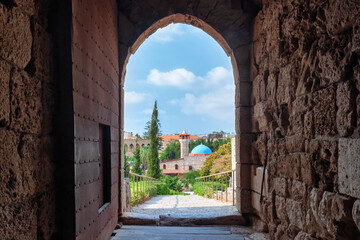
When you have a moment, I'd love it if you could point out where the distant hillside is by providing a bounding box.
[200,142,232,176]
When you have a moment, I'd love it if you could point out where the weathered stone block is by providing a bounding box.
[289,113,303,135]
[0,129,22,205]
[272,177,287,197]
[285,134,305,153]
[254,133,267,165]
[336,81,355,137]
[275,196,287,221]
[292,94,311,115]
[353,18,360,54]
[294,231,317,240]
[14,0,35,15]
[276,154,301,180]
[313,86,337,136]
[339,138,360,198]
[252,73,267,104]
[291,180,307,202]
[325,0,358,35]
[10,70,42,134]
[303,111,314,139]
[0,60,11,127]
[0,201,37,239]
[254,101,272,132]
[0,4,32,68]
[277,63,297,105]
[266,73,277,105]
[352,200,360,232]
[286,199,306,229]
[300,153,316,187]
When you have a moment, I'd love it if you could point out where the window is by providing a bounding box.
[189,166,193,171]
[99,124,111,209]
[163,164,166,169]
[130,144,133,151]
[175,164,178,170]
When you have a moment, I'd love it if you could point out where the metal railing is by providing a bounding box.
[129,172,158,206]
[195,170,236,206]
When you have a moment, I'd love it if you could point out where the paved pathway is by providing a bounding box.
[130,194,237,216]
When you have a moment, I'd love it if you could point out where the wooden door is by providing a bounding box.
[56,0,120,239]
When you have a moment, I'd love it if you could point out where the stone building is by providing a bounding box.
[1,0,360,239]
[123,139,150,157]
[161,137,212,176]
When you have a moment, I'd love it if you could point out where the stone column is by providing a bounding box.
[179,138,190,158]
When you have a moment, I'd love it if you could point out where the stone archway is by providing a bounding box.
[117,1,259,216]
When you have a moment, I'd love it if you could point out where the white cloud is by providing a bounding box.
[169,84,235,122]
[203,67,233,86]
[125,91,146,104]
[150,24,185,43]
[147,68,196,88]
[147,66,233,89]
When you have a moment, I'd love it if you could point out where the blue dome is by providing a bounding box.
[191,144,212,154]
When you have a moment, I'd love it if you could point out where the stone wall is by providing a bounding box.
[251,0,360,239]
[184,155,207,171]
[0,1,56,239]
[161,159,184,171]
[124,139,150,157]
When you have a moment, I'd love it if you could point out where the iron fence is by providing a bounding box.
[129,172,158,206]
[195,170,236,206]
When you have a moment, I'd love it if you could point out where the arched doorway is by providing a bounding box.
[118,12,257,216]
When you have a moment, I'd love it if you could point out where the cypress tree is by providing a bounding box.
[147,100,161,179]
[132,144,142,175]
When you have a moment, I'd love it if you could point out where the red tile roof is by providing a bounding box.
[161,134,203,141]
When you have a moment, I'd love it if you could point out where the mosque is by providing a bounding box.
[160,130,212,177]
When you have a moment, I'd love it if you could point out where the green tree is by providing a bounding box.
[124,144,130,178]
[147,100,162,179]
[160,140,180,161]
[140,145,149,172]
[132,144,142,175]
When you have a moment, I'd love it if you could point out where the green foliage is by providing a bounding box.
[130,180,157,206]
[193,181,227,198]
[124,144,131,178]
[189,137,231,153]
[156,175,186,195]
[160,140,180,161]
[147,100,162,179]
[181,170,200,188]
[132,144,142,175]
[140,145,149,171]
[200,142,232,176]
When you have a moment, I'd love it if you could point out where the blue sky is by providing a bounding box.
[124,23,235,136]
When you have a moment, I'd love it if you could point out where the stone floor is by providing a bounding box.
[116,194,269,239]
[111,225,269,240]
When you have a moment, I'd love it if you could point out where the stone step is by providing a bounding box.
[120,212,248,226]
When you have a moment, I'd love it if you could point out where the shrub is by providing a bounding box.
[156,175,185,195]
[181,170,200,188]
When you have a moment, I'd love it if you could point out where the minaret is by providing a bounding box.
[179,130,190,158]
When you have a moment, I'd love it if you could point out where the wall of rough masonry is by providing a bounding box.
[0,0,56,239]
[251,0,360,239]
